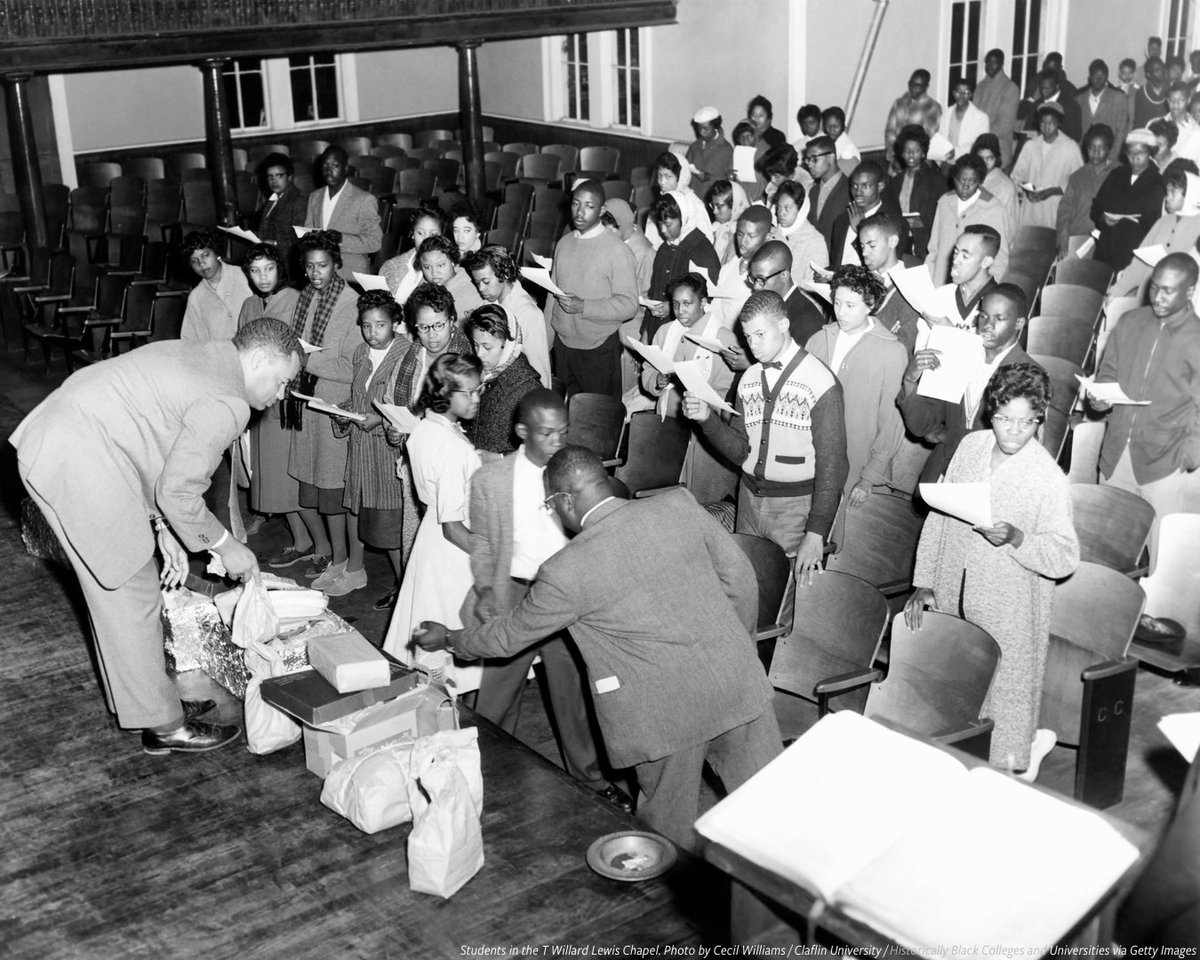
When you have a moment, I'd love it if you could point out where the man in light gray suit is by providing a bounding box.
[418,445,781,850]
[463,391,617,804]
[12,319,302,755]
[303,145,382,280]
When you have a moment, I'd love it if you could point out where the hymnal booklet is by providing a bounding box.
[695,711,1138,955]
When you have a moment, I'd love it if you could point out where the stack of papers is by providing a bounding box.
[684,332,725,352]
[373,400,420,434]
[732,145,758,182]
[290,390,365,422]
[1075,375,1150,405]
[887,263,938,316]
[219,225,262,244]
[1133,244,1168,267]
[624,337,675,374]
[915,324,985,403]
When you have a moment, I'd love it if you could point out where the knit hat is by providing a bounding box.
[692,106,720,124]
[1126,128,1157,147]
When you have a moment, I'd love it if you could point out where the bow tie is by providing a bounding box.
[762,360,783,370]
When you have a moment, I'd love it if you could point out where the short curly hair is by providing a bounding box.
[296,229,343,268]
[982,362,1052,425]
[417,352,484,414]
[464,302,513,343]
[830,264,887,313]
[233,317,302,362]
[893,124,931,166]
[181,229,224,259]
[405,281,457,330]
[462,245,518,285]
[667,271,709,303]
[357,289,401,324]
[417,233,461,267]
[241,243,286,290]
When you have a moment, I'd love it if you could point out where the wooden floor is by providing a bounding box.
[2,353,1199,957]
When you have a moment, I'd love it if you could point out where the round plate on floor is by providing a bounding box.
[585,831,676,882]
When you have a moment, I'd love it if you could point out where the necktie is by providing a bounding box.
[762,360,783,370]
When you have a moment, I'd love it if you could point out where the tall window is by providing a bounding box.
[1010,0,1044,97]
[613,28,641,129]
[562,34,590,123]
[947,0,984,90]
[288,53,340,124]
[1166,0,1193,59]
[223,58,267,131]
[547,29,647,132]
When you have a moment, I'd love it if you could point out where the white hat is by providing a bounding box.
[692,106,720,125]
[1126,128,1157,147]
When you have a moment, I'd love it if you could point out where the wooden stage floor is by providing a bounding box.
[2,355,1198,956]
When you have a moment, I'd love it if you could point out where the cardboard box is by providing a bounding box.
[302,683,459,778]
[260,654,424,726]
[308,631,390,693]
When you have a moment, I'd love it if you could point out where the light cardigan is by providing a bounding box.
[181,263,252,342]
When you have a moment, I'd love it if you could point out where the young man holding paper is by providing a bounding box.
[1088,254,1200,556]
[547,181,640,400]
[682,290,848,582]
[899,283,1034,483]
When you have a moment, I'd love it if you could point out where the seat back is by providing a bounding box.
[182,181,218,225]
[485,226,521,260]
[146,179,183,224]
[42,183,70,246]
[124,156,167,181]
[1013,224,1057,257]
[579,145,621,176]
[108,176,146,209]
[519,153,562,182]
[731,533,791,639]
[149,291,187,341]
[1041,406,1069,461]
[1069,484,1154,574]
[504,142,539,158]
[614,412,691,495]
[1040,284,1104,327]
[541,143,579,173]
[491,151,521,182]
[602,180,634,203]
[1041,561,1144,745]
[424,158,460,192]
[823,491,923,596]
[566,392,625,460]
[69,188,108,235]
[383,155,420,175]
[340,135,373,157]
[167,152,206,179]
[415,129,455,150]
[1052,258,1114,294]
[770,571,889,705]
[437,140,462,158]
[376,132,414,152]
[1028,353,1083,415]
[528,208,565,243]
[398,168,436,198]
[77,161,122,189]
[1026,315,1093,366]
[113,280,158,340]
[867,612,1000,739]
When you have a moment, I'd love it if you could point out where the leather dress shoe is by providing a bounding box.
[597,783,636,815]
[182,699,216,721]
[142,719,241,755]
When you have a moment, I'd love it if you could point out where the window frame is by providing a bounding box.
[242,53,358,134]
[542,28,650,134]
[224,57,269,133]
[944,0,986,94]
[1164,0,1195,60]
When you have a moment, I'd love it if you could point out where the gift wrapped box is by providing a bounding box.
[20,497,69,567]
[161,586,351,699]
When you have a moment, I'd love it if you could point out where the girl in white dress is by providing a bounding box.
[382,353,484,694]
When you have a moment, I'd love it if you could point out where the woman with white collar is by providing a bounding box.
[640,273,738,503]
[771,179,829,293]
[939,77,991,162]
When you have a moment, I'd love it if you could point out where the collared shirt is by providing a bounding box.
[830,319,874,371]
[815,171,845,220]
[321,185,344,229]
[762,339,802,391]
[578,495,617,529]
[510,445,568,579]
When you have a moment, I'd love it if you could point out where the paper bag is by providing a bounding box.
[244,638,303,754]
[407,728,484,897]
[320,737,417,833]
[230,577,280,649]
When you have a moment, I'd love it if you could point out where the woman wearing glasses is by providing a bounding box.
[382,352,485,695]
[904,363,1079,779]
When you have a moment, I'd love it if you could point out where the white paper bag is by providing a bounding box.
[406,727,484,897]
[320,737,416,833]
[243,638,303,754]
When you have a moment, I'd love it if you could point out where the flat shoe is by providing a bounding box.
[266,545,316,569]
[298,554,333,580]
[324,566,367,597]
[596,783,635,815]
[142,719,241,755]
[182,698,216,721]
[312,560,348,592]
[373,588,399,611]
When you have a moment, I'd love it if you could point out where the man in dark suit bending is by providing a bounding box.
[416,445,780,850]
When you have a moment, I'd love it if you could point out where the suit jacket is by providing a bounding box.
[899,343,1034,482]
[808,172,851,249]
[829,196,909,269]
[258,185,309,254]
[304,181,383,278]
[452,488,772,768]
[460,453,523,627]
[784,286,828,347]
[1076,88,1132,159]
[11,341,251,588]
[925,188,1011,284]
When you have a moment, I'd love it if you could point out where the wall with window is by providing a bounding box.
[1061,0,1171,81]
[356,47,458,119]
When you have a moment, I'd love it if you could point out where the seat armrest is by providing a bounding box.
[1080,656,1137,683]
[755,624,788,642]
[814,667,883,718]
[633,483,684,499]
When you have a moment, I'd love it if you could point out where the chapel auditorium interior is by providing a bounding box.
[3,0,1200,955]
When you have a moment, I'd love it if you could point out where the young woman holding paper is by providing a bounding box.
[905,363,1079,776]
[383,353,485,694]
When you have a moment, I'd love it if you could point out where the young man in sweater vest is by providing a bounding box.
[547,181,640,399]
[683,290,849,583]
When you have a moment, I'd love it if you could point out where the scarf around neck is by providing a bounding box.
[292,273,346,347]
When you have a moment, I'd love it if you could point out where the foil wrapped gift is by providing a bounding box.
[162,587,352,699]
[20,497,70,567]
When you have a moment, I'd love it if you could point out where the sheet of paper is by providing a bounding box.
[1076,375,1151,405]
[1158,713,1200,760]
[1133,244,1168,267]
[372,400,420,434]
[290,390,366,422]
[1105,212,1142,222]
[915,324,984,403]
[929,131,955,161]
[638,295,666,310]
[219,225,262,244]
[298,338,325,355]
[839,766,1139,955]
[352,271,390,292]
[519,266,565,298]
[674,358,738,416]
[530,253,553,271]
[1073,233,1098,259]
[393,266,421,305]
[919,481,992,527]
[887,263,938,316]
[732,145,758,182]
[809,281,833,304]
[293,225,310,239]
[624,336,675,374]
[687,260,716,280]
[709,283,749,300]
[695,712,968,902]
[684,332,725,352]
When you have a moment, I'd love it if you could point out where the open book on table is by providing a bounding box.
[694,711,1139,955]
